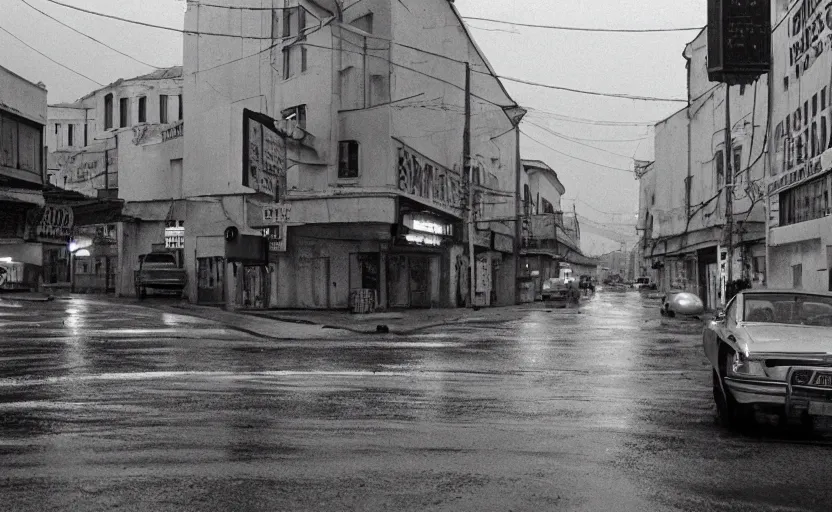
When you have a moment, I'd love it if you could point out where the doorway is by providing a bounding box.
[242,265,269,309]
[387,254,434,308]
[197,257,225,304]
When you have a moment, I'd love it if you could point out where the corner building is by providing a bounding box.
[183,0,521,310]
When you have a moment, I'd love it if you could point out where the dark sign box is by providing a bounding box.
[225,234,268,264]
[707,0,771,84]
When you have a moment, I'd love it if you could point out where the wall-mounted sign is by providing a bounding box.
[243,109,287,201]
[35,205,73,243]
[787,0,832,79]
[261,225,287,252]
[395,139,463,216]
[402,212,452,236]
[263,203,291,224]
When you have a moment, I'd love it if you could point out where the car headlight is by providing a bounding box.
[730,352,767,377]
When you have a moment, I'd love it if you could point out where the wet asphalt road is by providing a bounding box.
[2,294,832,511]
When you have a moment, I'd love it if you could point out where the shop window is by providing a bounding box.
[281,104,306,129]
[104,93,113,129]
[160,95,169,124]
[138,96,147,123]
[338,140,359,179]
[119,97,130,128]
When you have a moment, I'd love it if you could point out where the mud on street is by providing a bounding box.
[2,292,832,511]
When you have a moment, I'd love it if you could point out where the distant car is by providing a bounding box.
[661,291,704,317]
[134,251,187,299]
[703,290,832,430]
[634,277,656,291]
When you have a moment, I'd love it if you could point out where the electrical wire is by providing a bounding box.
[0,22,104,85]
[461,17,704,33]
[524,120,637,159]
[480,71,687,103]
[187,1,319,17]
[521,129,636,174]
[526,108,657,127]
[19,0,163,69]
[42,0,292,40]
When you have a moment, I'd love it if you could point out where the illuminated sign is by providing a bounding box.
[405,233,442,246]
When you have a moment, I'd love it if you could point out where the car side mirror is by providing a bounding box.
[715,308,726,321]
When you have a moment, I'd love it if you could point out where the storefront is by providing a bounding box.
[388,209,453,309]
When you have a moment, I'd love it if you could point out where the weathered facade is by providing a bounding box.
[638,28,768,309]
[45,67,185,296]
[0,65,47,291]
[766,0,832,292]
[182,0,522,310]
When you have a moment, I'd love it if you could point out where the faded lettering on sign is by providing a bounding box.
[397,144,462,213]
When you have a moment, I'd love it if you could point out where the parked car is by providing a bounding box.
[633,277,656,291]
[661,291,704,317]
[134,251,187,299]
[703,289,832,430]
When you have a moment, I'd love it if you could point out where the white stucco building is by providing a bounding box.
[45,67,185,295]
[766,0,832,292]
[638,28,768,309]
[0,64,47,291]
[182,0,523,310]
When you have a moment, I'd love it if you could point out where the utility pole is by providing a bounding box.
[724,85,734,301]
[464,62,475,308]
[514,125,522,305]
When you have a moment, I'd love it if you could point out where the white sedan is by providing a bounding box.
[703,289,832,431]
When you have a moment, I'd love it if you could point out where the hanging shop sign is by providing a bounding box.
[26,205,74,243]
[247,201,291,253]
[395,138,463,216]
[706,0,771,83]
[243,109,287,201]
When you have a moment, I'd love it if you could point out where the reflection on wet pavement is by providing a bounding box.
[1,294,832,511]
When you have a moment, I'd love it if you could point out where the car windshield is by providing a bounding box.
[743,293,832,326]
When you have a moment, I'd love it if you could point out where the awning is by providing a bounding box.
[0,188,45,207]
[121,201,185,221]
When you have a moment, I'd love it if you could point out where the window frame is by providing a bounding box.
[338,140,360,179]
[159,94,169,124]
[282,47,292,80]
[138,96,147,123]
[104,93,114,130]
[119,97,130,128]
[67,123,74,147]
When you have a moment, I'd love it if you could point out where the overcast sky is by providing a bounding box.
[1,0,707,255]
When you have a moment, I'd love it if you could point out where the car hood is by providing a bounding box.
[741,324,832,354]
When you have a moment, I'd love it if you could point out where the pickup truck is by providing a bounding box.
[134,251,187,299]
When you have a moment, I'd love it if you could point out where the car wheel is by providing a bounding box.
[667,308,676,318]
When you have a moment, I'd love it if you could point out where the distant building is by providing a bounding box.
[45,67,184,295]
[0,65,47,291]
[638,28,767,309]
[519,160,597,300]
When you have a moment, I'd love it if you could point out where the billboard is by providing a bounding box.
[242,109,287,201]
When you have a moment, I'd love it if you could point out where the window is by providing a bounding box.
[739,84,746,95]
[338,140,359,178]
[164,220,185,249]
[54,123,60,134]
[160,95,169,124]
[138,96,147,123]
[178,94,183,120]
[350,13,374,33]
[298,7,307,38]
[779,174,832,226]
[83,123,88,146]
[370,74,389,106]
[301,47,308,72]
[1,112,42,176]
[119,97,130,128]
[715,149,724,190]
[67,124,74,147]
[104,93,113,129]
[281,104,306,129]
[283,8,294,38]
[282,47,292,79]
[541,198,555,214]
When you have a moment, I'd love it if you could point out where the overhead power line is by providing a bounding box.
[462,17,704,33]
[524,120,637,159]
[43,0,283,39]
[521,129,635,174]
[0,23,104,85]
[19,0,162,69]
[526,109,656,127]
[484,72,687,103]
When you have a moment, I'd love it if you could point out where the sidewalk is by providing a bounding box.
[239,304,541,335]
